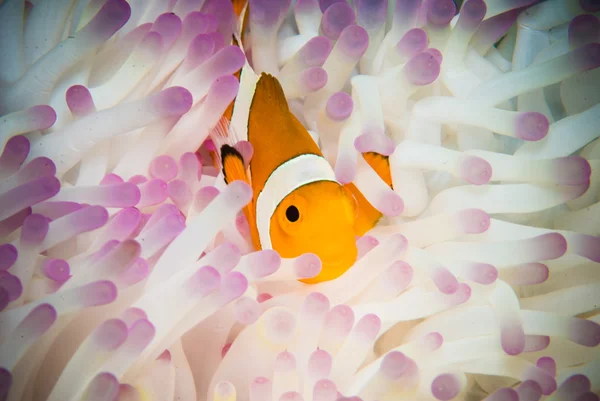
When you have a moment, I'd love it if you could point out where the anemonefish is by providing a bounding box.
[208,0,395,284]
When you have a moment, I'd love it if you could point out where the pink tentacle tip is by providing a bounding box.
[524,367,557,395]
[397,28,429,59]
[0,244,18,271]
[354,132,396,156]
[128,175,148,185]
[1,135,30,166]
[459,156,492,185]
[301,67,328,91]
[536,356,556,377]
[0,272,23,301]
[516,380,542,401]
[234,297,261,325]
[300,36,333,67]
[100,173,124,185]
[554,156,592,186]
[433,267,459,294]
[356,235,379,259]
[427,0,456,27]
[222,271,249,300]
[449,283,471,305]
[326,92,353,121]
[431,373,461,401]
[354,314,382,341]
[457,208,490,234]
[86,0,132,40]
[532,233,567,260]
[570,43,600,71]
[190,265,221,295]
[138,179,167,207]
[338,25,369,59]
[0,368,12,399]
[386,260,414,290]
[568,15,600,47]
[294,253,322,278]
[150,155,178,182]
[21,213,50,244]
[423,332,444,350]
[152,86,194,117]
[335,159,356,184]
[93,319,128,350]
[302,292,330,315]
[568,318,600,347]
[42,258,71,282]
[108,182,143,207]
[381,351,418,382]
[468,263,498,285]
[579,0,600,12]
[257,293,273,303]
[320,2,356,40]
[576,393,600,401]
[377,191,404,217]
[82,280,118,307]
[557,374,591,399]
[457,0,487,31]
[29,105,57,130]
[501,323,526,355]
[515,112,549,141]
[66,85,95,117]
[23,303,58,335]
[404,51,441,86]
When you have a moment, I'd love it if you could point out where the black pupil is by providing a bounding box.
[285,205,300,222]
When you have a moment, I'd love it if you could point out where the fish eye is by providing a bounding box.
[285,205,300,222]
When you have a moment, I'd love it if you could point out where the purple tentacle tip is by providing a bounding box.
[568,15,600,47]
[404,51,441,86]
[152,86,194,117]
[501,324,526,355]
[579,0,600,12]
[301,67,329,91]
[29,105,57,130]
[0,272,23,301]
[427,0,457,27]
[299,36,332,67]
[2,136,30,164]
[66,85,95,117]
[355,0,387,31]
[86,0,132,40]
[338,25,369,59]
[320,2,356,40]
[21,213,50,244]
[568,318,600,347]
[0,368,12,399]
[515,112,549,141]
[431,373,461,400]
[0,244,18,271]
[457,0,487,31]
[319,0,345,12]
[326,92,353,121]
[571,42,600,72]
[397,28,428,59]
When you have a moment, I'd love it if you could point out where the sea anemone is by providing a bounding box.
[0,0,599,400]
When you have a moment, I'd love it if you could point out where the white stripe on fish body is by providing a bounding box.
[255,153,338,249]
[230,3,258,143]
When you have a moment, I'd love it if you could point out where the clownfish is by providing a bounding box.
[217,74,359,283]
[209,0,396,283]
